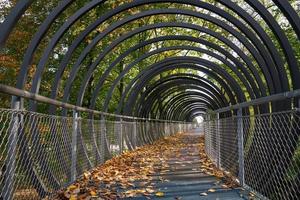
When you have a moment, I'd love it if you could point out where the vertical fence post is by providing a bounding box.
[237,108,245,186]
[70,110,78,183]
[164,121,168,136]
[132,119,137,149]
[207,115,211,157]
[179,123,182,133]
[2,96,21,200]
[145,120,150,141]
[100,115,106,163]
[119,118,123,154]
[166,121,169,136]
[91,114,100,165]
[216,113,221,168]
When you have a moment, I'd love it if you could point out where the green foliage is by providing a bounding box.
[0,0,299,114]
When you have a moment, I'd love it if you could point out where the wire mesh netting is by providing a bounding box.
[0,108,193,199]
[204,110,300,200]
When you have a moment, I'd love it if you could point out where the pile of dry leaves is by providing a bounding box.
[197,136,239,193]
[50,133,238,200]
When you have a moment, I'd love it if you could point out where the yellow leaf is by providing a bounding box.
[208,188,216,193]
[67,185,78,191]
[83,172,91,179]
[250,192,255,197]
[146,188,155,193]
[70,195,77,200]
[155,192,165,197]
[90,190,97,197]
[221,184,228,189]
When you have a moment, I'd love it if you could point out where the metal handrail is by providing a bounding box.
[0,84,185,123]
[2,84,300,119]
[213,89,300,113]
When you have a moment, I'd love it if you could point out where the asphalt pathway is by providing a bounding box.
[123,129,250,200]
[55,129,253,200]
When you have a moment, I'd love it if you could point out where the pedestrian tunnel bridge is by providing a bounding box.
[0,0,299,199]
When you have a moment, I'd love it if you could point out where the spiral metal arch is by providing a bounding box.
[1,1,300,198]
[1,0,300,119]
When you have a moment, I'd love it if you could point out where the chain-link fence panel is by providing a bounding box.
[0,109,73,199]
[243,111,300,199]
[0,108,193,199]
[204,110,300,200]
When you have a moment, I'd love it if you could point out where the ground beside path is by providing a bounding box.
[53,129,252,200]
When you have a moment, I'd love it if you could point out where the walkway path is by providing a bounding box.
[54,129,251,200]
